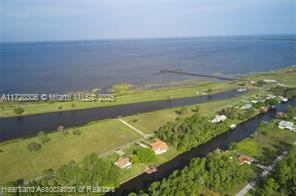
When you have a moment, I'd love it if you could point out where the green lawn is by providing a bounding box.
[118,164,147,184]
[0,81,237,117]
[0,119,141,184]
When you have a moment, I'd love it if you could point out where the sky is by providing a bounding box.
[1,0,296,42]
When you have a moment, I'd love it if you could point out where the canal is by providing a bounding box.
[0,89,241,142]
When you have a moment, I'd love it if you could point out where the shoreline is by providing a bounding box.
[0,81,237,118]
[1,65,295,118]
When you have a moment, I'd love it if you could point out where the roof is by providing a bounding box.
[212,115,227,122]
[151,139,168,151]
[238,155,253,164]
[115,157,130,168]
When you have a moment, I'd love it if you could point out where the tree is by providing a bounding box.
[133,148,156,163]
[38,131,50,144]
[13,107,24,115]
[268,98,279,106]
[28,142,42,152]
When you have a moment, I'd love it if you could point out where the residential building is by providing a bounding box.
[151,139,168,155]
[211,115,227,123]
[238,155,254,165]
[115,157,132,169]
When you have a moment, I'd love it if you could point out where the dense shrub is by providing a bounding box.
[13,107,24,115]
[155,114,230,151]
[132,148,156,163]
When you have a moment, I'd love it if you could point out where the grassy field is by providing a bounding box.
[0,81,237,117]
[0,119,141,184]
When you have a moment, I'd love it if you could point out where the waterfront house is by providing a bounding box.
[115,157,132,169]
[211,115,227,123]
[151,139,168,155]
[278,121,295,131]
[238,155,254,165]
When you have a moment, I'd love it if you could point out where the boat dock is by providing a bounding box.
[157,69,239,81]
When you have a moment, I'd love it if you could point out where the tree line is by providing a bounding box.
[129,152,253,195]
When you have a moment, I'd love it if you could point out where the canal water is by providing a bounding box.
[111,98,296,195]
[0,89,241,142]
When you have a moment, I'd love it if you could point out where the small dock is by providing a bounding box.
[157,69,239,81]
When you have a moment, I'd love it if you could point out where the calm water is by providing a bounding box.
[1,35,296,93]
[0,89,241,142]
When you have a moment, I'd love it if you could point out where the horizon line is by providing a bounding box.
[1,33,296,44]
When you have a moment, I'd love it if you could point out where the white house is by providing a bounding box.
[211,115,227,123]
[278,121,295,131]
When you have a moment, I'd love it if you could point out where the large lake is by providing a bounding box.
[1,35,295,93]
